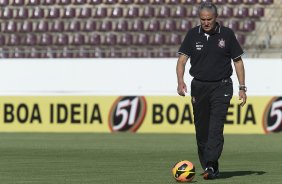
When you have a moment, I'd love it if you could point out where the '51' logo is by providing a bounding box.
[263,97,282,133]
[109,96,147,132]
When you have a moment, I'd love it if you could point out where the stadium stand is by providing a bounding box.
[0,0,280,58]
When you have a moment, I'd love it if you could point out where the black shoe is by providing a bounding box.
[203,167,219,180]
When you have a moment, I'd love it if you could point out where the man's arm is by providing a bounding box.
[176,54,189,96]
[233,57,247,107]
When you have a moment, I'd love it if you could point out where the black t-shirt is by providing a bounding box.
[178,23,244,81]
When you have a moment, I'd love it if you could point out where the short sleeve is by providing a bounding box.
[229,30,244,60]
[178,30,193,58]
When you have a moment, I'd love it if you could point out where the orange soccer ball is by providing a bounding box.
[172,160,196,182]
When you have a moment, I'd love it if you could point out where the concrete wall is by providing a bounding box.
[0,58,281,96]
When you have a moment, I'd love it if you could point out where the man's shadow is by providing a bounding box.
[218,171,266,179]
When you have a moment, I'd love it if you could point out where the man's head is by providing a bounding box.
[198,2,218,33]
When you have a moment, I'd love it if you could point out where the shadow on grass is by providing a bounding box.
[218,171,266,179]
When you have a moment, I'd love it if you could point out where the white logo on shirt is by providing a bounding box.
[218,38,225,48]
[196,41,203,50]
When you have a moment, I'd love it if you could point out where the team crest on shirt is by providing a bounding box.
[218,39,225,48]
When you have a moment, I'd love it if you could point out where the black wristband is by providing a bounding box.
[239,85,247,92]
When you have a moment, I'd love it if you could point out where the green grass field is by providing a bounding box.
[0,133,281,184]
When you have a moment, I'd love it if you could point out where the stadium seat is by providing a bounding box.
[214,0,228,4]
[170,51,178,58]
[235,7,249,18]
[229,0,243,4]
[1,8,13,19]
[56,34,69,45]
[152,34,166,45]
[28,48,41,58]
[11,48,25,58]
[76,47,91,58]
[58,47,73,58]
[73,0,87,4]
[244,0,258,4]
[68,21,81,32]
[136,0,149,4]
[189,6,198,17]
[220,6,233,18]
[167,34,182,45]
[72,34,85,45]
[259,0,273,4]
[89,0,102,4]
[24,34,37,45]
[182,0,196,4]
[157,6,171,18]
[136,34,149,45]
[142,7,155,18]
[42,0,56,5]
[77,8,92,18]
[178,20,192,32]
[163,20,177,32]
[93,48,106,58]
[168,0,180,4]
[105,0,118,4]
[83,20,97,32]
[39,34,52,45]
[15,8,29,19]
[12,0,25,6]
[241,20,255,32]
[7,34,20,46]
[158,51,171,58]
[58,0,71,5]
[50,21,65,32]
[0,48,9,58]
[0,35,5,45]
[0,0,271,58]
[35,21,49,32]
[88,34,101,45]
[104,34,117,45]
[119,34,133,45]
[226,20,239,31]
[94,7,107,18]
[111,7,123,18]
[108,49,122,58]
[27,0,40,5]
[126,7,139,18]
[19,21,33,32]
[131,20,144,31]
[120,0,134,4]
[100,21,112,32]
[173,6,187,18]
[125,49,139,58]
[40,47,55,58]
[147,20,160,31]
[152,0,165,4]
[115,20,128,32]
[251,7,264,18]
[139,49,151,58]
[31,8,45,19]
[0,0,9,6]
[46,8,60,19]
[235,34,245,45]
[4,21,17,33]
[62,8,76,19]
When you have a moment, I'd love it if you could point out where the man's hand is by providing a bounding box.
[176,54,189,96]
[177,82,187,96]
[239,90,247,107]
